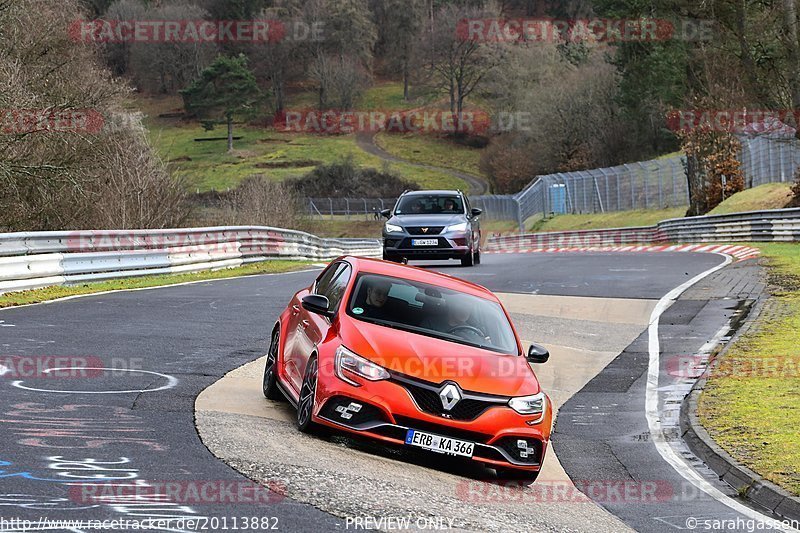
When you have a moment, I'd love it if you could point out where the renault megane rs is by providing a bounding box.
[262,256,552,479]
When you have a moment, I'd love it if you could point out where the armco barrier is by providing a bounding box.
[486,207,800,252]
[0,226,381,295]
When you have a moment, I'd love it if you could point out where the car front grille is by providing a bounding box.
[389,372,509,421]
[392,415,494,443]
[407,226,445,235]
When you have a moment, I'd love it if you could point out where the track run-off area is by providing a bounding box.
[0,251,793,532]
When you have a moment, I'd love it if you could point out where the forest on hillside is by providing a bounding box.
[3,0,800,229]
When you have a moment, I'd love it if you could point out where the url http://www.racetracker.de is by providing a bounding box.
[0,515,281,531]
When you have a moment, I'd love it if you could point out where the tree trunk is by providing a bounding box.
[403,62,410,101]
[273,74,285,113]
[449,78,456,114]
[227,115,234,152]
[735,0,772,106]
[783,0,800,137]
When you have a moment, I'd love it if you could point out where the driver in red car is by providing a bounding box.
[359,278,392,320]
[421,294,482,340]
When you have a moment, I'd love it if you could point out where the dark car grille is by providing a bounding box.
[392,415,494,443]
[389,372,508,421]
[407,226,445,235]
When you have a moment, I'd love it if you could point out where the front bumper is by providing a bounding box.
[382,231,472,259]
[314,363,551,471]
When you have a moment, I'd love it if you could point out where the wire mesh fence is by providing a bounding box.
[305,134,800,228]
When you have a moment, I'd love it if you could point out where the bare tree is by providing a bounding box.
[105,0,217,94]
[423,4,502,116]
[0,0,190,231]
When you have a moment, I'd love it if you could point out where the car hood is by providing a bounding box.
[339,319,539,397]
[390,214,465,228]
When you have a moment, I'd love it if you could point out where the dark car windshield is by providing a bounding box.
[395,195,464,215]
[347,273,518,355]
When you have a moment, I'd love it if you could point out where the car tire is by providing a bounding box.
[495,468,540,483]
[382,252,402,263]
[474,246,481,265]
[460,249,475,267]
[296,355,320,433]
[262,328,284,401]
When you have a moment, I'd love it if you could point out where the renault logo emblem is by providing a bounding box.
[439,383,462,411]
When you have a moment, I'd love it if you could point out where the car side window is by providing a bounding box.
[321,264,352,311]
[313,263,342,296]
[463,195,471,214]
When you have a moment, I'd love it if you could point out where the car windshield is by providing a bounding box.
[347,273,518,355]
[395,195,463,215]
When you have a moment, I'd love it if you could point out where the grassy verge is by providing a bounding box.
[709,183,793,215]
[374,132,484,177]
[139,91,465,192]
[698,243,800,495]
[149,125,465,191]
[526,207,687,233]
[0,260,312,309]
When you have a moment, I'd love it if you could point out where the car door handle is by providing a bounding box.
[292,305,300,315]
[300,320,310,328]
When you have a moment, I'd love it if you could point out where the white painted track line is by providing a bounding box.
[646,253,800,531]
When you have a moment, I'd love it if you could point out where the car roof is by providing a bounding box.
[401,190,462,197]
[342,256,499,302]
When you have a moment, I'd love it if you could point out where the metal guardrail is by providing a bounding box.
[485,208,800,251]
[0,226,381,295]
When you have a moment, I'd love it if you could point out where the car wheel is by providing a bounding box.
[474,246,481,265]
[296,355,320,433]
[495,468,540,483]
[382,252,403,263]
[460,248,475,267]
[262,328,284,401]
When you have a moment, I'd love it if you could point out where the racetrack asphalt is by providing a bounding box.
[0,252,778,532]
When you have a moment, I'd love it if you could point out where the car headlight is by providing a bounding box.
[446,222,468,232]
[508,392,546,416]
[385,223,403,233]
[335,346,390,386]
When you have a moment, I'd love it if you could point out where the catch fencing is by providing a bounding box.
[0,227,381,295]
[306,134,800,228]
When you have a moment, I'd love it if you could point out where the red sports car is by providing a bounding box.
[263,256,552,479]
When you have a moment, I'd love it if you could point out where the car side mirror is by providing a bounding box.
[380,209,392,219]
[471,208,483,218]
[302,294,333,318]
[527,343,549,364]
